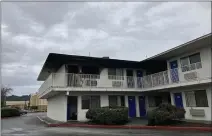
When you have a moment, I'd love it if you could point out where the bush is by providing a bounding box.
[147,103,185,126]
[86,106,129,125]
[1,107,21,117]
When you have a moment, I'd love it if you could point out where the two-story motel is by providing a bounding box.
[37,33,211,122]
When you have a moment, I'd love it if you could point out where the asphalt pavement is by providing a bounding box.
[1,113,211,136]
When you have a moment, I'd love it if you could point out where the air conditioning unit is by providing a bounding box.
[112,81,123,88]
[85,80,97,86]
[184,72,197,81]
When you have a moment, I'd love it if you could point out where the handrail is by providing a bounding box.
[181,62,202,72]
[38,63,205,97]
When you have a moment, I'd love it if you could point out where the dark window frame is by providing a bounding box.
[81,95,100,109]
[108,68,124,80]
[185,90,208,107]
[180,53,202,72]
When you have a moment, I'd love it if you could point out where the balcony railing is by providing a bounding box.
[38,62,206,96]
[38,70,171,95]
[181,62,202,72]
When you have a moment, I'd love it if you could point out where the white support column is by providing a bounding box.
[101,94,109,107]
[117,96,121,106]
[170,92,175,106]
[136,96,140,117]
[125,95,128,108]
[133,70,137,88]
[77,95,82,120]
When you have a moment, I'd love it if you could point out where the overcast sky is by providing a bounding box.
[1,2,211,96]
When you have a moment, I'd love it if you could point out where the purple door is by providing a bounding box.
[174,93,183,108]
[170,60,179,83]
[128,96,136,118]
[139,96,146,117]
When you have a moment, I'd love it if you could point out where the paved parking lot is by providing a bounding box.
[1,113,211,136]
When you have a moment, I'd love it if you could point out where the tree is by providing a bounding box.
[1,86,13,107]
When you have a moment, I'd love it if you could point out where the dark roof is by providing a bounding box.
[37,33,211,81]
[37,53,165,81]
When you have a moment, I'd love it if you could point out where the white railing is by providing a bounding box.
[38,73,53,95]
[38,70,172,95]
[181,62,202,72]
[38,62,206,96]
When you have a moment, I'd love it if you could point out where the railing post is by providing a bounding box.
[162,72,166,85]
[150,75,153,87]
[89,74,91,88]
[52,73,54,87]
[134,76,137,89]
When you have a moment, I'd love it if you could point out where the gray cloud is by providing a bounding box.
[1,2,211,96]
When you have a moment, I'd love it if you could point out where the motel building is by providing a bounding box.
[37,33,211,122]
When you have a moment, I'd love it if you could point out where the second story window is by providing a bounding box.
[108,68,124,80]
[180,53,202,72]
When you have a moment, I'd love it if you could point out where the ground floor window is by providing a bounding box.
[109,95,125,107]
[109,96,118,106]
[148,96,162,107]
[81,96,100,109]
[185,90,208,107]
[120,96,125,106]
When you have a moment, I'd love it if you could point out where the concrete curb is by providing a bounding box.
[36,116,51,125]
[47,123,212,132]
[36,116,212,132]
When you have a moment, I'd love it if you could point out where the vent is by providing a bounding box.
[184,72,197,81]
[112,81,123,88]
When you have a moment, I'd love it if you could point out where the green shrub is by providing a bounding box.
[1,107,21,117]
[147,103,185,126]
[86,106,129,125]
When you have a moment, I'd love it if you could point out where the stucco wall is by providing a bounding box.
[167,45,211,83]
[98,68,146,88]
[170,84,211,121]
[67,92,144,121]
[47,94,67,122]
[53,65,66,87]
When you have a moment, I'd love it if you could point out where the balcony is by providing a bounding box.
[38,62,211,98]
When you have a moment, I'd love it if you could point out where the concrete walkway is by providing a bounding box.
[126,118,148,126]
[37,116,148,126]
[37,115,212,132]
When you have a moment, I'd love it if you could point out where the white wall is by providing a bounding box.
[53,65,66,87]
[47,94,67,122]
[67,92,143,121]
[167,46,211,83]
[170,84,211,121]
[98,68,145,88]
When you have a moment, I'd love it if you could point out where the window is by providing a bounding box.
[185,90,208,107]
[109,95,125,107]
[108,69,124,80]
[148,96,162,107]
[181,57,189,67]
[82,96,100,109]
[90,96,100,109]
[189,53,201,64]
[120,96,125,106]
[180,53,202,72]
[109,96,118,107]
[81,96,90,109]
[108,69,116,76]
